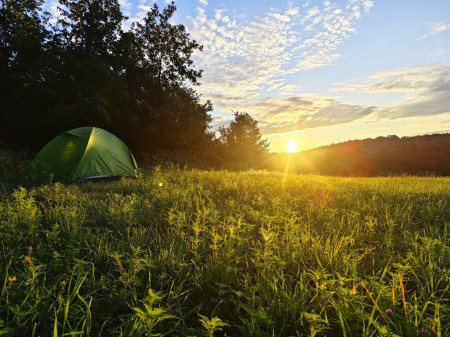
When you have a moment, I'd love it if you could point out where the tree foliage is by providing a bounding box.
[218,112,269,169]
[0,0,216,166]
[0,0,51,144]
[135,2,203,86]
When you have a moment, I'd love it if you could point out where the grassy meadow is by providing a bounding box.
[0,163,449,336]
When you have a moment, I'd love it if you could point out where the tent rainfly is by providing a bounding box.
[31,127,138,183]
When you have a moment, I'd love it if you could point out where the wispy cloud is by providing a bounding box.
[187,5,299,100]
[119,0,133,17]
[375,65,450,119]
[212,94,375,134]
[293,0,373,71]
[186,0,373,102]
[418,21,450,40]
[332,64,449,95]
[212,64,450,136]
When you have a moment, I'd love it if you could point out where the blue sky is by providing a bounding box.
[46,0,450,152]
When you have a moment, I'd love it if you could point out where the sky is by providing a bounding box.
[46,0,450,153]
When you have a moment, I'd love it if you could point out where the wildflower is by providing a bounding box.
[8,276,17,283]
[385,309,394,317]
[159,182,163,187]
[435,215,440,219]
[25,257,33,266]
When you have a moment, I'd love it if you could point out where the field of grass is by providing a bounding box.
[0,165,449,336]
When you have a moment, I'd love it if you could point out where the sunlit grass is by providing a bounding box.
[0,167,449,336]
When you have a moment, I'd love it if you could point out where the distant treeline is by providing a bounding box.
[268,134,450,176]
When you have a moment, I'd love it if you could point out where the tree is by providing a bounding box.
[218,112,269,169]
[57,0,124,57]
[134,1,202,87]
[0,0,51,146]
[44,0,126,132]
[123,2,208,158]
[0,0,216,168]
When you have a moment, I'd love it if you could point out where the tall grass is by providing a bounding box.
[0,166,449,336]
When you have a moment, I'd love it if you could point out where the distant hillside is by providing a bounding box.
[268,134,450,176]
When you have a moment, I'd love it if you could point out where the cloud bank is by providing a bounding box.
[218,64,450,135]
[333,64,450,119]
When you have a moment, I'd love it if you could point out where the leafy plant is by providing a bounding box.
[198,314,229,337]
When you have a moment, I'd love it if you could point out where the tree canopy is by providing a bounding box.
[0,0,217,166]
[218,112,269,169]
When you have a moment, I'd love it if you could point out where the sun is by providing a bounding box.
[286,140,299,153]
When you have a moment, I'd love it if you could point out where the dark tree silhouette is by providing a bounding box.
[268,134,450,176]
[218,112,269,169]
[0,0,51,145]
[0,0,215,167]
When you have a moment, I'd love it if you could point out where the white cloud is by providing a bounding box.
[119,0,133,17]
[212,64,450,136]
[222,95,376,134]
[199,0,208,6]
[292,1,367,71]
[212,116,227,122]
[418,22,450,40]
[187,6,299,100]
[276,84,304,96]
[376,65,450,119]
[269,12,292,23]
[44,0,65,26]
[122,0,156,28]
[187,0,372,103]
[214,9,224,21]
[138,4,152,12]
[331,64,450,120]
[362,1,374,13]
[333,65,450,94]
[300,7,320,25]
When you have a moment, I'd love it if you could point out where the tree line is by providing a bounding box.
[268,134,450,176]
[0,0,269,169]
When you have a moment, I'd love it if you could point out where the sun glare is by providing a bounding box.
[286,140,298,153]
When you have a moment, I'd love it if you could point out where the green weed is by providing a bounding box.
[0,168,449,336]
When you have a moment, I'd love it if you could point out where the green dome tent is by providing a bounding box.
[31,127,138,183]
